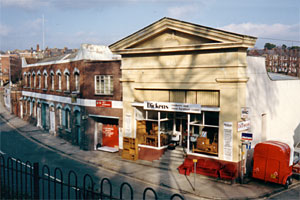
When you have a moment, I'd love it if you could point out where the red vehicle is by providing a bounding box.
[252,141,293,188]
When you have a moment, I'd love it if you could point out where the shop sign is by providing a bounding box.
[96,100,112,108]
[241,132,253,141]
[238,120,251,132]
[144,101,201,113]
[241,107,250,119]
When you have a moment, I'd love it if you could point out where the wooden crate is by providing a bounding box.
[122,137,138,161]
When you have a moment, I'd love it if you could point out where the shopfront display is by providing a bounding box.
[135,101,219,157]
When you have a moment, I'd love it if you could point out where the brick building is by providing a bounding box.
[0,54,22,86]
[20,44,122,150]
[248,48,300,77]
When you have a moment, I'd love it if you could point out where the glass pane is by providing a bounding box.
[205,112,219,126]
[110,76,113,94]
[101,76,104,93]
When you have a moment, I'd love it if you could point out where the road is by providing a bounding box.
[0,117,199,199]
[268,184,300,200]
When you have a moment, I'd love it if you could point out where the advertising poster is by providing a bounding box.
[223,122,233,161]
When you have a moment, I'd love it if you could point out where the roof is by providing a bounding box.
[22,44,121,68]
[268,72,300,81]
[110,17,257,54]
[36,53,77,63]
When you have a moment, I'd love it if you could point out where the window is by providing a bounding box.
[28,74,31,88]
[51,74,54,90]
[24,74,27,87]
[95,75,113,95]
[33,74,36,88]
[75,73,80,92]
[38,75,41,89]
[65,109,70,129]
[58,74,62,90]
[58,108,62,126]
[44,74,48,89]
[65,74,70,91]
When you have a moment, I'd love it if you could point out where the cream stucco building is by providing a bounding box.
[110,18,299,177]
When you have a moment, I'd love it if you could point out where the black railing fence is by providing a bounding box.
[0,154,185,200]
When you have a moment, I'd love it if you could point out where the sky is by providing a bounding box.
[0,0,299,51]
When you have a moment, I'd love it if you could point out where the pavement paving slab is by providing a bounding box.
[0,103,299,199]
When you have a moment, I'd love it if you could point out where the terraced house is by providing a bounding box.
[20,44,123,151]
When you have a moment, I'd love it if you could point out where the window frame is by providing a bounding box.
[94,75,114,95]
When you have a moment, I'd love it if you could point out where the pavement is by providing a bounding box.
[0,103,299,200]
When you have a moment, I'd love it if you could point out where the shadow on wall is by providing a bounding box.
[294,123,300,146]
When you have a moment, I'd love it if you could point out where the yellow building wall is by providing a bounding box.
[121,50,249,162]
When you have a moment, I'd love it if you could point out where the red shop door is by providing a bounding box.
[102,124,119,148]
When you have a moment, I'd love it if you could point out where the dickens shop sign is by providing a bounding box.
[144,101,201,113]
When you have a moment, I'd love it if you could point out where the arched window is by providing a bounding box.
[32,72,36,88]
[57,106,62,126]
[28,73,31,88]
[37,70,41,89]
[63,105,71,130]
[50,70,55,90]
[43,69,48,89]
[64,69,70,91]
[23,72,27,87]
[74,68,80,92]
[56,70,62,91]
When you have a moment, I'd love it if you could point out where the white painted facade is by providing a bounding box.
[246,56,300,148]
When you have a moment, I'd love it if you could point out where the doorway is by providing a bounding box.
[75,111,81,145]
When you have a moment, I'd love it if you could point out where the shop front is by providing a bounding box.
[133,101,220,160]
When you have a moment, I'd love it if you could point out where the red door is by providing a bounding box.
[102,124,119,148]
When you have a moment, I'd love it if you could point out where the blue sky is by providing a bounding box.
[0,0,299,51]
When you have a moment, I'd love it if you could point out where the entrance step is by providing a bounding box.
[152,146,185,170]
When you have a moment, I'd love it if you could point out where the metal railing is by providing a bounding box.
[0,154,184,199]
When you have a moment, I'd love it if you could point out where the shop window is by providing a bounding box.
[30,101,33,116]
[63,108,71,131]
[189,111,219,156]
[136,107,175,148]
[33,102,37,118]
[95,75,113,95]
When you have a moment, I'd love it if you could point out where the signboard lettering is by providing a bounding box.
[96,100,112,108]
[238,120,251,132]
[241,107,250,119]
[144,101,201,113]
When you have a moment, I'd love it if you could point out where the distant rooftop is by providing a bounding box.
[268,72,300,81]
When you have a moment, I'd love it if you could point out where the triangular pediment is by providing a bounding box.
[110,17,256,53]
[128,28,220,49]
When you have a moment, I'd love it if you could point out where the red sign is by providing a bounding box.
[96,100,112,108]
[102,124,119,148]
